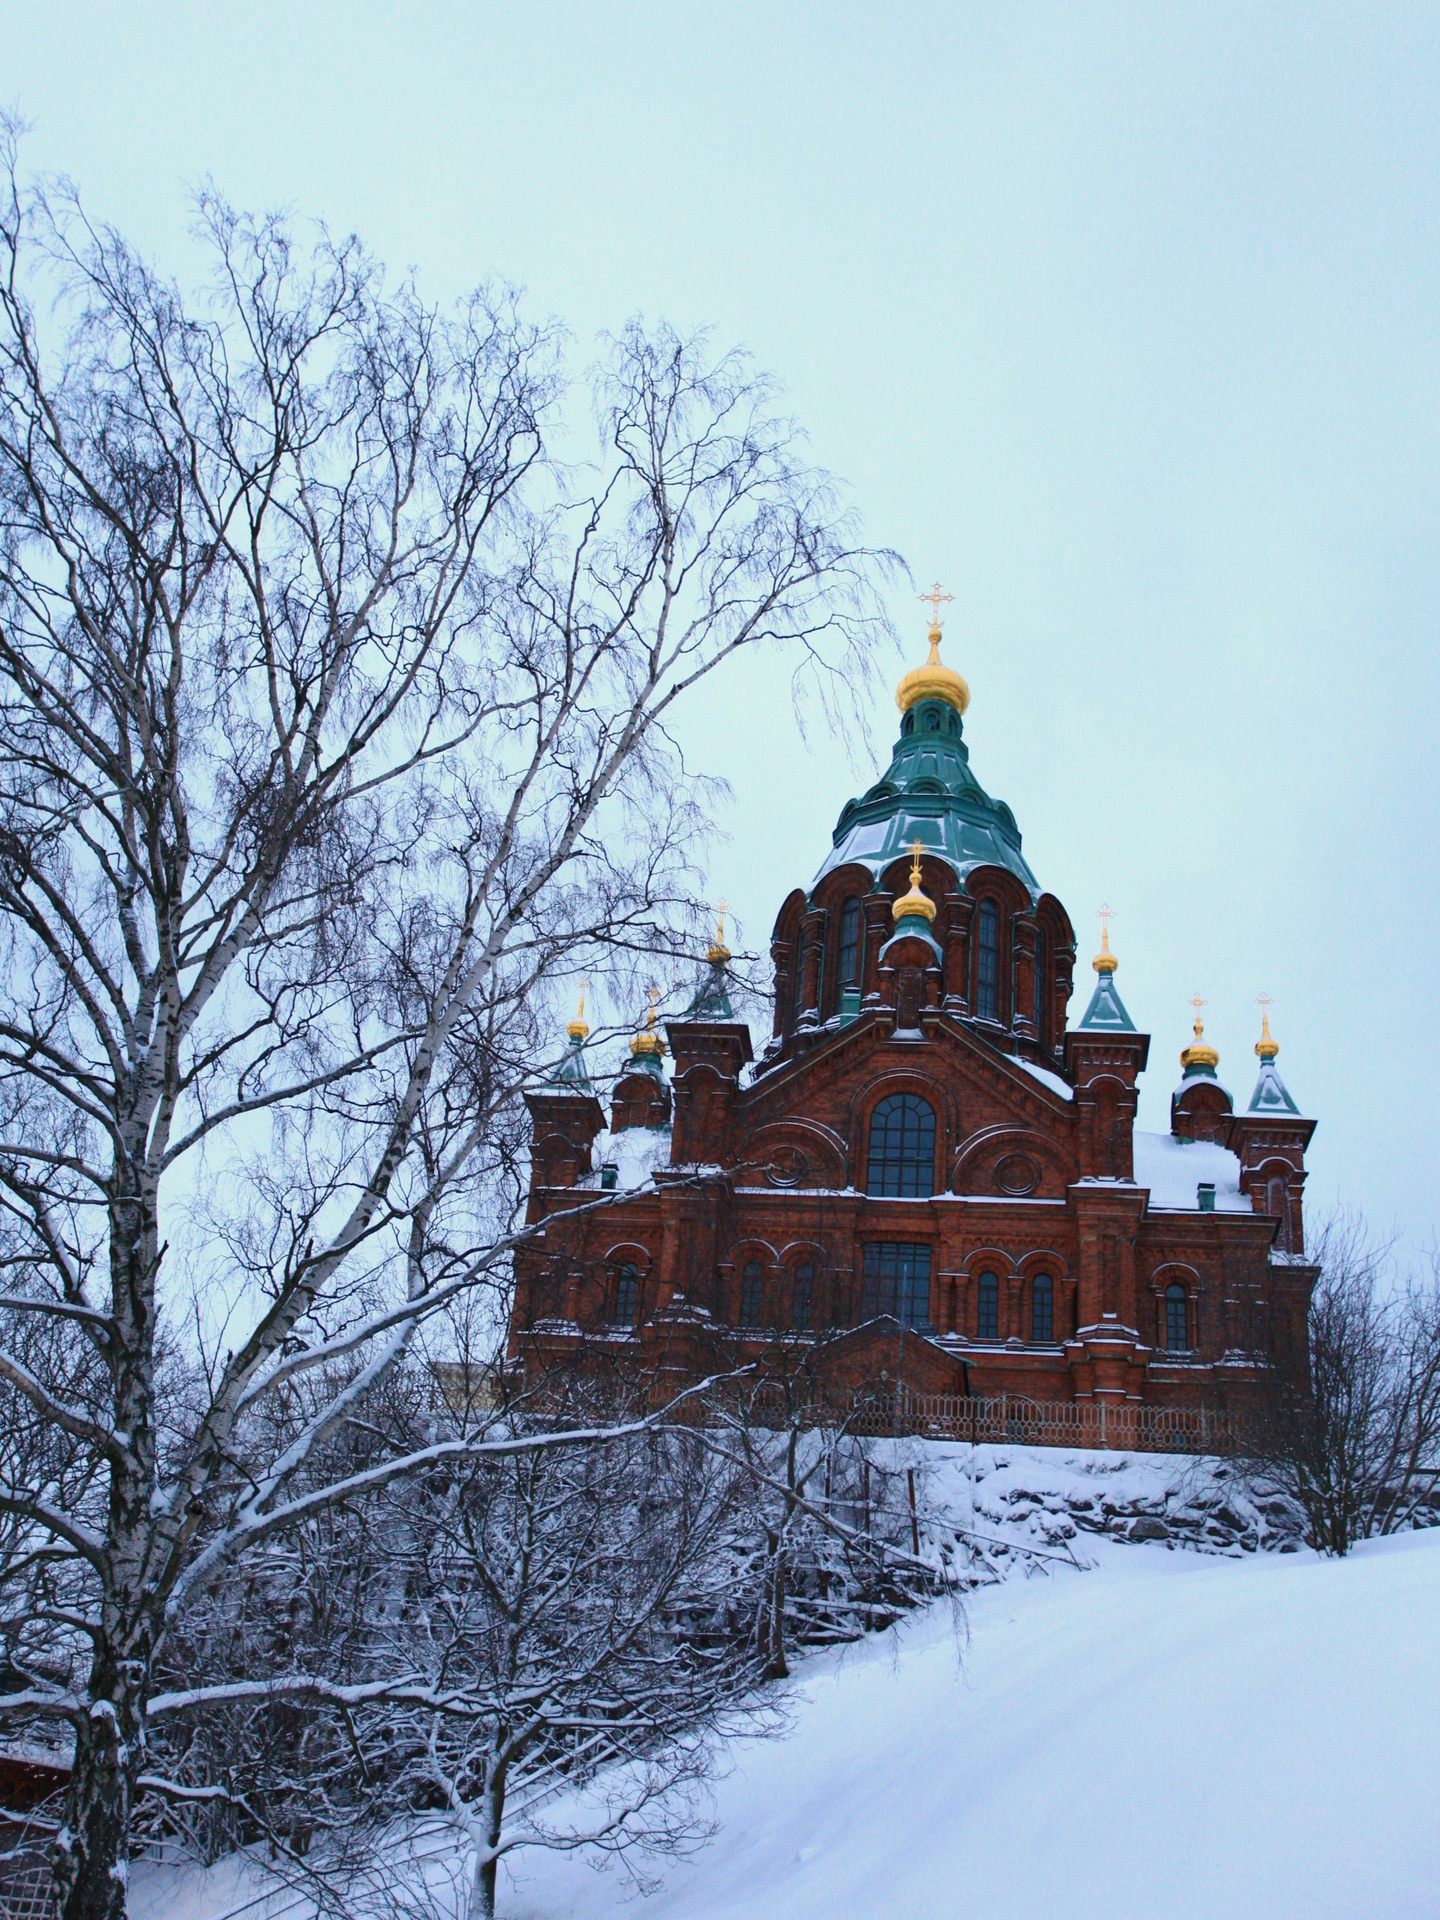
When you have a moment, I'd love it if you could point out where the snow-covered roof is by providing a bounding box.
[1132,1131,1251,1213]
[575,1125,673,1192]
[1013,1056,1074,1102]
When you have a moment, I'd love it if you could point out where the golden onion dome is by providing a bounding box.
[1255,999,1280,1062]
[629,988,666,1058]
[565,981,590,1042]
[896,584,969,717]
[706,901,732,966]
[1180,995,1219,1072]
[891,841,937,924]
[896,624,971,718]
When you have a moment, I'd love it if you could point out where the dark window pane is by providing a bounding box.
[739,1259,763,1328]
[838,897,863,990]
[792,1261,814,1330]
[1165,1282,1188,1352]
[613,1263,639,1326]
[1031,1272,1053,1343]
[976,901,1000,1021]
[977,1269,1000,1340]
[859,1243,932,1329]
[866,1093,936,1197]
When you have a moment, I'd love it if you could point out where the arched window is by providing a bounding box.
[1033,930,1046,1039]
[1165,1282,1188,1352]
[976,900,1000,1021]
[739,1259,764,1329]
[792,1261,814,1331]
[977,1270,1000,1341]
[1031,1272,1054,1343]
[613,1263,640,1326]
[838,897,864,992]
[866,1093,936,1197]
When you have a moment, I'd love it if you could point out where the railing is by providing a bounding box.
[744,1386,1238,1454]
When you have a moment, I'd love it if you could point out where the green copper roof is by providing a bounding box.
[552,1032,595,1093]
[813,697,1039,898]
[686,958,735,1020]
[1248,1057,1303,1117]
[1076,971,1137,1032]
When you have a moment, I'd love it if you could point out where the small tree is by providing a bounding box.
[1245,1213,1440,1555]
[0,129,891,1920]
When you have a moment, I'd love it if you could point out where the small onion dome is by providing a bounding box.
[706,901,732,966]
[1180,996,1220,1073]
[1093,922,1118,975]
[629,990,667,1059]
[891,842,937,924]
[896,624,970,717]
[566,982,590,1042]
[1255,1002,1280,1062]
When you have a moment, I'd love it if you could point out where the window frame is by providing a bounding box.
[837,895,864,993]
[975,899,1000,1022]
[738,1258,764,1329]
[791,1260,815,1331]
[859,1242,933,1330]
[976,1268,1000,1341]
[1164,1281,1189,1353]
[865,1092,937,1198]
[1031,1271,1054,1343]
[612,1262,640,1327]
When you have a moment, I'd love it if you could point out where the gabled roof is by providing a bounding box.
[1247,1056,1306,1118]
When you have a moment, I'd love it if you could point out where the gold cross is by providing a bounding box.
[1257,992,1273,1016]
[714,899,729,945]
[1096,903,1114,932]
[576,978,588,1022]
[1188,992,1206,1038]
[918,581,954,629]
[645,984,660,1030]
[910,838,925,885]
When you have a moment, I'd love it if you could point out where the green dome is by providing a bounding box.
[813,697,1039,897]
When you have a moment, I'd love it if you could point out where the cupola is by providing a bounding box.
[896,583,971,718]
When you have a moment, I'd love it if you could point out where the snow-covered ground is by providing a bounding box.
[133,1448,1440,1920]
[505,1523,1440,1918]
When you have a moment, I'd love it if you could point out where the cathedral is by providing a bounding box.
[511,593,1317,1432]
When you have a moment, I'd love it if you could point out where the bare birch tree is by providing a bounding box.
[1244,1213,1440,1554]
[0,128,891,1920]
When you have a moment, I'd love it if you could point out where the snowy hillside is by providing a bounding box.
[506,1500,1440,1919]
[133,1448,1440,1920]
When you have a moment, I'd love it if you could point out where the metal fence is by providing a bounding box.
[743,1387,1238,1454]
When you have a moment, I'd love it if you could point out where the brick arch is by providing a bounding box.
[1149,1261,1203,1354]
[743,1118,848,1190]
[950,1124,1078,1198]
[958,1247,1016,1343]
[849,1074,949,1197]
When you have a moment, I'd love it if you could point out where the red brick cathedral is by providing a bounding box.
[513,596,1317,1422]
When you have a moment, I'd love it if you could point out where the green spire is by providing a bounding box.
[552,984,595,1092]
[686,904,735,1019]
[1077,909,1136,1032]
[1248,1001,1303,1116]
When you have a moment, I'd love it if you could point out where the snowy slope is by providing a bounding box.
[502,1527,1440,1920]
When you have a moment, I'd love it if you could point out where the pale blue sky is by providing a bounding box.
[7,3,1438,1249]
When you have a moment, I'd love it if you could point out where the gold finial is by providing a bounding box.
[1180,992,1219,1072]
[566,978,590,1041]
[918,581,954,635]
[1093,903,1118,975]
[1255,992,1279,1061]
[707,898,732,966]
[629,984,667,1058]
[891,837,937,924]
[896,581,970,717]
